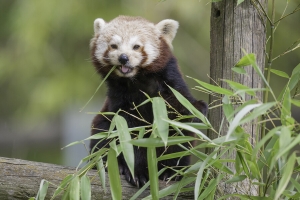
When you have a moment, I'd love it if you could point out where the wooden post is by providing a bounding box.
[209,0,267,196]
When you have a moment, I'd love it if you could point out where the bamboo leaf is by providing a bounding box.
[51,175,73,199]
[36,179,49,200]
[190,78,234,95]
[224,80,255,96]
[80,175,91,200]
[234,53,256,67]
[232,67,247,74]
[225,175,247,183]
[115,115,135,178]
[291,99,300,107]
[281,88,292,126]
[270,69,289,78]
[147,146,159,200]
[69,176,80,200]
[226,104,262,141]
[168,85,210,126]
[96,158,107,193]
[164,119,211,142]
[130,136,195,147]
[108,149,122,200]
[152,97,169,146]
[274,153,296,200]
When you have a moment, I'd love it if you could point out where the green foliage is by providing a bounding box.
[32,52,300,199]
[30,1,300,199]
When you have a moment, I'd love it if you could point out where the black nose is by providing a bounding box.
[118,54,129,65]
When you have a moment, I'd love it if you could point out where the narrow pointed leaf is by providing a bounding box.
[152,97,169,146]
[274,153,296,200]
[69,176,80,200]
[36,179,49,200]
[80,175,91,200]
[108,149,122,200]
[147,146,159,199]
[130,136,195,147]
[114,115,135,178]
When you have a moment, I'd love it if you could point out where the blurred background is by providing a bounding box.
[0,0,299,167]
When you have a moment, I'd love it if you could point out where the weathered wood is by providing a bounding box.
[0,157,193,200]
[209,0,267,197]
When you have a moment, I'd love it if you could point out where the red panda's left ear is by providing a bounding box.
[94,18,106,35]
[156,19,179,48]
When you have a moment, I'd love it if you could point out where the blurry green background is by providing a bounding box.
[0,0,299,167]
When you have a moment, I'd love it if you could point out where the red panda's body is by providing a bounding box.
[90,16,207,187]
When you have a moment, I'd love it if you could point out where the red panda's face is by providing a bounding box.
[91,16,179,78]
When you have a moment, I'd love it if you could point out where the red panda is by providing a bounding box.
[89,16,207,187]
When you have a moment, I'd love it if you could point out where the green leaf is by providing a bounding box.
[234,53,256,67]
[108,149,122,200]
[288,63,300,91]
[168,85,210,126]
[130,136,195,147]
[190,77,234,95]
[281,88,292,126]
[270,69,289,78]
[164,119,211,142]
[232,67,247,74]
[226,104,262,141]
[237,0,245,5]
[114,115,135,178]
[52,175,73,198]
[222,95,234,121]
[96,158,107,193]
[157,151,189,161]
[291,99,300,107]
[80,175,91,200]
[290,178,300,192]
[239,102,276,125]
[276,133,300,160]
[152,97,169,146]
[274,153,296,200]
[61,140,84,150]
[224,80,255,96]
[69,176,80,200]
[252,127,280,162]
[198,178,218,199]
[292,63,300,75]
[36,179,49,200]
[147,146,159,199]
[226,175,247,183]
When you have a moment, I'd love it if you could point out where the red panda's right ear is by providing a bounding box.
[94,18,106,34]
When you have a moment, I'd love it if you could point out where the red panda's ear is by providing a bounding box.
[156,19,179,48]
[94,18,106,34]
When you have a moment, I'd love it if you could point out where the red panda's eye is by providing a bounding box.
[110,44,118,49]
[133,45,140,50]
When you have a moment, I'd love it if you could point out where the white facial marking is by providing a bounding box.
[144,43,159,66]
[110,35,122,46]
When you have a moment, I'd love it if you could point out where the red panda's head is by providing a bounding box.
[90,16,179,78]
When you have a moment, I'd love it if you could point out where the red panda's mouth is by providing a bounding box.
[118,65,133,74]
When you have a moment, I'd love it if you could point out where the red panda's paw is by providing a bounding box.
[159,168,182,182]
[119,163,149,188]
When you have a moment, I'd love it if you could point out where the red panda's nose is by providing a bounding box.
[118,54,129,65]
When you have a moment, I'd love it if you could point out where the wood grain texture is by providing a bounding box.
[0,157,193,200]
[209,0,267,197]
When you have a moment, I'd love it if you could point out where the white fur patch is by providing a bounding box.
[110,35,122,45]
